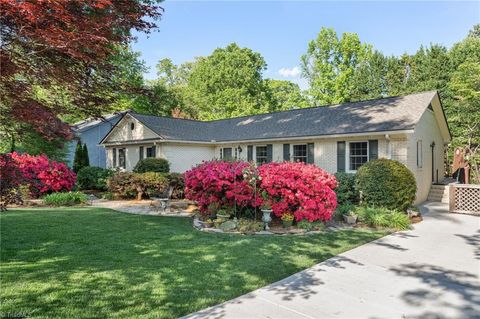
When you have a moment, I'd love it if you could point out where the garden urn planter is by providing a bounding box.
[343,214,357,224]
[282,220,293,228]
[261,210,272,230]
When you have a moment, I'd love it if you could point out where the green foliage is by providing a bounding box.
[236,219,264,233]
[72,141,83,173]
[356,206,411,230]
[335,202,356,221]
[76,166,115,191]
[43,192,88,207]
[107,172,168,200]
[265,79,310,111]
[133,158,170,173]
[301,27,372,105]
[296,220,325,231]
[82,144,90,167]
[334,172,359,205]
[356,159,417,211]
[164,172,185,199]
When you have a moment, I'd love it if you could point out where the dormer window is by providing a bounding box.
[130,122,135,130]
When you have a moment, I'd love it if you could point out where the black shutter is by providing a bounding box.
[337,141,346,172]
[112,148,117,168]
[266,144,273,162]
[151,145,156,158]
[247,145,253,161]
[369,140,378,161]
[283,144,290,161]
[139,146,144,160]
[307,143,314,164]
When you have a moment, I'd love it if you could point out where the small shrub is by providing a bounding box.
[334,202,356,221]
[77,166,114,190]
[237,219,264,233]
[0,153,23,210]
[356,159,416,211]
[43,191,88,206]
[107,172,168,200]
[297,220,325,231]
[356,206,411,230]
[334,172,359,205]
[164,172,185,199]
[133,158,170,173]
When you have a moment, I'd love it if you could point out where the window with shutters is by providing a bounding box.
[349,142,368,171]
[112,148,117,167]
[293,144,307,162]
[256,146,268,165]
[146,146,155,158]
[220,147,233,160]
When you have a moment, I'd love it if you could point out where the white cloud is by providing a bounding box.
[278,66,301,78]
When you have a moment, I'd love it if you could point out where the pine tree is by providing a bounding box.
[82,144,90,168]
[73,141,83,173]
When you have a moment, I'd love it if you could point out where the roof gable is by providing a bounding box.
[101,114,161,144]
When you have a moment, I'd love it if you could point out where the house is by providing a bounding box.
[67,111,126,168]
[99,91,451,204]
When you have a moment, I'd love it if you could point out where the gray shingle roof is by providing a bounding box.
[129,91,438,143]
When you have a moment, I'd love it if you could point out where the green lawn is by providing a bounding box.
[1,208,387,318]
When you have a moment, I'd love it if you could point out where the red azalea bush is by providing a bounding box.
[258,162,337,222]
[184,160,337,222]
[11,152,76,197]
[185,160,260,215]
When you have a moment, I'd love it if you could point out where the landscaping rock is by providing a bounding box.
[255,231,273,235]
[219,220,237,231]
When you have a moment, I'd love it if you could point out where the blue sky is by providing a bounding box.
[132,1,479,88]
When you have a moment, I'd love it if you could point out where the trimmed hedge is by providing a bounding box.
[77,166,114,191]
[43,191,88,206]
[334,172,358,205]
[107,172,168,200]
[356,159,416,211]
[133,158,170,173]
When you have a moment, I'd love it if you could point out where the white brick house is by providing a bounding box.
[99,91,451,204]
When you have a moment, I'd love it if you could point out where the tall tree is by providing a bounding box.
[187,43,271,120]
[73,141,83,173]
[82,144,90,168]
[265,79,310,111]
[301,27,372,105]
[0,0,162,141]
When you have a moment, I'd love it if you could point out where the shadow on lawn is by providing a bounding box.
[0,208,385,319]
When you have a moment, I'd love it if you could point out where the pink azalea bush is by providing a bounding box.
[184,160,260,215]
[257,162,337,222]
[184,160,337,222]
[11,152,76,197]
[0,153,24,210]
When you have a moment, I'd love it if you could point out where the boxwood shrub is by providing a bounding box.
[133,158,170,173]
[356,159,416,211]
[334,172,359,205]
[77,166,115,190]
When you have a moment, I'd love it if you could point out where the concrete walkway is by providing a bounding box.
[183,202,480,319]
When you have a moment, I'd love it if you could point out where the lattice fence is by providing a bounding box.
[449,184,480,215]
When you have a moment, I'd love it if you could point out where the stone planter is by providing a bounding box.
[343,214,357,224]
[407,209,419,218]
[261,209,272,230]
[282,220,293,228]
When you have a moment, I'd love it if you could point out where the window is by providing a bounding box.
[139,146,144,160]
[417,140,423,168]
[256,146,268,165]
[293,144,307,162]
[112,148,117,167]
[130,122,135,130]
[221,147,232,160]
[349,142,368,171]
[146,146,155,158]
[118,148,126,169]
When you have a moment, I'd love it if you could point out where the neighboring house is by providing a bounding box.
[99,91,451,204]
[67,111,126,168]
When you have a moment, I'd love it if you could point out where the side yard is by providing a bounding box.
[0,208,387,319]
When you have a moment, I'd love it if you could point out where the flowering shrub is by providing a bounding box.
[11,152,76,197]
[257,162,337,222]
[184,160,337,222]
[0,153,24,210]
[107,172,168,200]
[184,160,260,215]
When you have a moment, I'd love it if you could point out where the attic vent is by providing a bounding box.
[130,122,135,130]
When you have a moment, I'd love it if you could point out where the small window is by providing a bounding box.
[118,148,126,169]
[349,142,368,171]
[293,145,307,162]
[112,148,117,167]
[146,146,155,158]
[221,148,233,160]
[417,140,423,168]
[256,146,268,165]
[130,122,135,130]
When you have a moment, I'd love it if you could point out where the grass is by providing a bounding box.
[0,208,387,319]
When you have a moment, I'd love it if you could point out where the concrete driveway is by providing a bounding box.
[183,202,480,319]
